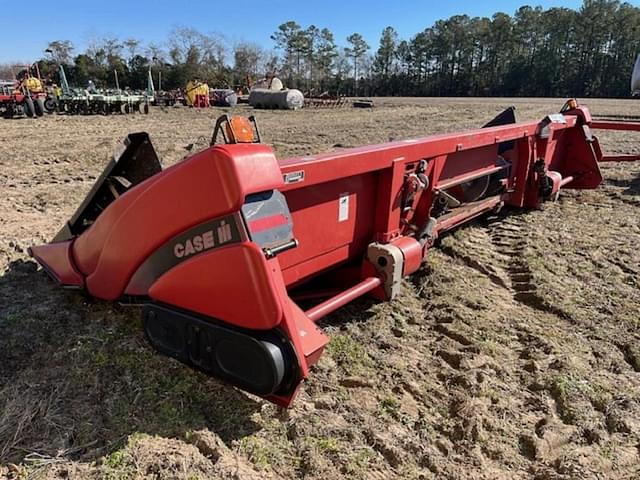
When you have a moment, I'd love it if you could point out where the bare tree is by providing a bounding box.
[0,64,16,79]
[260,50,280,78]
[45,40,74,65]
[123,38,141,61]
[234,42,263,79]
[168,27,225,66]
[145,43,166,63]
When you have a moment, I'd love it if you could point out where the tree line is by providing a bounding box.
[6,0,639,98]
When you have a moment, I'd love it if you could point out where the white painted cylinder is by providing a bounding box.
[632,54,640,93]
[249,88,304,110]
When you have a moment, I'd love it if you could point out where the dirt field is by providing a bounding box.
[1,97,639,480]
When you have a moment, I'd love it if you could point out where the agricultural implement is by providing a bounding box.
[55,66,154,115]
[210,89,238,107]
[153,89,186,107]
[30,100,639,406]
[185,80,209,108]
[353,98,374,108]
[304,92,349,109]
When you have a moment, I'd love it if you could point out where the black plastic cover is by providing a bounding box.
[241,190,295,250]
[142,303,297,396]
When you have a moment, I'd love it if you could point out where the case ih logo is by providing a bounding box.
[173,220,234,259]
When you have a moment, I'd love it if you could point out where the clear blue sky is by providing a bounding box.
[0,0,584,63]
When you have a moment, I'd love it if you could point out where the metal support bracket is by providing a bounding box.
[367,243,405,299]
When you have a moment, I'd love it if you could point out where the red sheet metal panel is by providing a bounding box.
[149,243,283,330]
[278,172,378,286]
[77,144,283,300]
[28,241,83,287]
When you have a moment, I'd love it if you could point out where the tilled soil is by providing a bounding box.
[0,98,639,479]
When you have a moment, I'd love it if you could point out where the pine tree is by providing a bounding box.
[345,33,370,95]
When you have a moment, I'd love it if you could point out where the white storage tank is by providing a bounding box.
[632,54,640,94]
[249,88,304,110]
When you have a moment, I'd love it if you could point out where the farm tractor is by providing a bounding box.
[0,64,49,119]
[29,101,640,407]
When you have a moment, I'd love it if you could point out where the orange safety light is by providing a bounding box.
[227,116,255,143]
[210,114,262,146]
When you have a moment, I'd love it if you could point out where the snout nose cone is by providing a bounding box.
[29,241,83,288]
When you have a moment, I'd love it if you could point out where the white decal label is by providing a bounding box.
[338,193,349,222]
[284,170,305,184]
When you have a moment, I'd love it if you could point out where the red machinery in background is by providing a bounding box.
[30,101,640,406]
[0,64,47,118]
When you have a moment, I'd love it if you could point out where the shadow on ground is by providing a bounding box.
[609,175,640,195]
[0,260,262,464]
